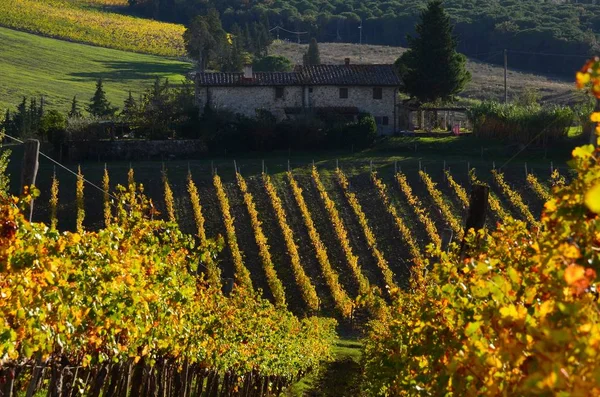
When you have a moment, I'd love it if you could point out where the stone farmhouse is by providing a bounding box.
[194,59,402,135]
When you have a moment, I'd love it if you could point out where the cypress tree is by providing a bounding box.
[69,96,82,119]
[86,79,118,118]
[395,0,471,104]
[304,38,321,65]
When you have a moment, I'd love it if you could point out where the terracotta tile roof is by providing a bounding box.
[296,65,401,86]
[195,72,300,86]
[194,64,401,87]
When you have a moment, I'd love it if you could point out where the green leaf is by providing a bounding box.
[585,183,600,213]
[465,321,482,337]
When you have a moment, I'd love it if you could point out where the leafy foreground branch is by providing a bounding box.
[363,143,600,395]
[0,185,337,396]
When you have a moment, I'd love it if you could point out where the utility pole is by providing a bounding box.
[359,18,363,45]
[504,49,508,104]
[359,18,363,62]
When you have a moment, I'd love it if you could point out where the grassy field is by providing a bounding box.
[271,41,579,104]
[0,0,185,56]
[285,339,363,396]
[0,27,191,112]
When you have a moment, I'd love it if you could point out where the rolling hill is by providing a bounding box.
[0,27,191,113]
[0,0,185,56]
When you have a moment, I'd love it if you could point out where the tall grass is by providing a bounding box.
[467,101,574,144]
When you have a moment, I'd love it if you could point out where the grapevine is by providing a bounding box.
[470,169,512,223]
[287,171,353,317]
[419,170,463,240]
[263,174,320,311]
[492,169,540,228]
[526,173,552,202]
[0,0,186,56]
[395,171,441,248]
[75,165,85,233]
[213,174,254,290]
[162,170,176,223]
[363,141,600,395]
[372,171,423,266]
[49,171,58,230]
[237,172,287,308]
[445,169,470,207]
[336,168,398,290]
[312,166,370,296]
[102,166,111,227]
[550,169,566,188]
[186,171,207,245]
[0,186,337,395]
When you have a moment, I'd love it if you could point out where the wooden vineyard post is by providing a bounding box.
[460,184,489,259]
[20,139,40,222]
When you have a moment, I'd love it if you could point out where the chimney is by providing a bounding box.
[243,64,253,79]
[345,58,350,65]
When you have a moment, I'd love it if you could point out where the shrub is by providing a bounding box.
[467,101,574,144]
[253,55,293,72]
[276,116,326,150]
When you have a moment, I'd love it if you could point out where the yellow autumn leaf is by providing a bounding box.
[579,323,592,333]
[538,301,554,318]
[586,184,600,213]
[544,200,557,212]
[564,265,585,285]
[591,112,600,123]
[577,71,591,86]
[500,305,519,319]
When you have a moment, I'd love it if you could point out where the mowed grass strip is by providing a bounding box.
[0,0,185,56]
[0,27,191,112]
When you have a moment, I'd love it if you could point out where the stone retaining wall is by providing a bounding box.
[64,139,208,161]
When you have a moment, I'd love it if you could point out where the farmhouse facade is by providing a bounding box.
[194,60,401,134]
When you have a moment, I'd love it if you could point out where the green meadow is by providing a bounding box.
[0,27,191,113]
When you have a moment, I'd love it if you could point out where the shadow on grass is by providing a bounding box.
[68,60,191,82]
[368,133,587,163]
[303,357,363,397]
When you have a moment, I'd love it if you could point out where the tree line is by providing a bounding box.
[127,0,600,77]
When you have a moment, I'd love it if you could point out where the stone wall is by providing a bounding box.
[198,85,397,134]
[198,86,304,120]
[308,86,397,134]
[65,139,208,162]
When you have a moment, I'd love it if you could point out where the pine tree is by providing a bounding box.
[69,96,82,119]
[121,91,138,121]
[86,79,118,118]
[395,0,471,104]
[304,38,321,65]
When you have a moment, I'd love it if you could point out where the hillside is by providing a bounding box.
[270,41,578,104]
[0,27,191,112]
[0,0,185,56]
[127,0,600,76]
